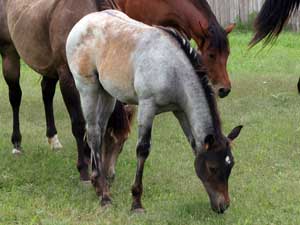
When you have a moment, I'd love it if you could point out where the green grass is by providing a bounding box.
[1,31,300,224]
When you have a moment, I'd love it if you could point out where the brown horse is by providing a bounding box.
[115,0,236,98]
[0,0,132,182]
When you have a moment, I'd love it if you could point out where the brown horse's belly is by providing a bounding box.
[0,0,11,45]
[5,0,57,75]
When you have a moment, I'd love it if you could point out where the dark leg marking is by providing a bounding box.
[1,46,22,153]
[57,65,90,181]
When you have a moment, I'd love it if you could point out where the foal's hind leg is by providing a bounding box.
[0,46,22,154]
[41,76,62,150]
[76,79,116,206]
[131,100,156,212]
[57,65,90,181]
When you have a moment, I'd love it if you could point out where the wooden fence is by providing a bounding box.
[207,0,300,31]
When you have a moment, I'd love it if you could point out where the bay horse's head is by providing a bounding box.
[101,103,135,184]
[194,126,242,213]
[194,22,235,98]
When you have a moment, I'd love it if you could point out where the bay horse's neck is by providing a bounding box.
[164,0,219,40]
[116,0,218,40]
[180,72,222,151]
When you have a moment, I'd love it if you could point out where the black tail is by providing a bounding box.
[250,0,300,47]
[297,77,300,94]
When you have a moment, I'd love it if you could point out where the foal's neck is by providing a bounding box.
[179,71,221,152]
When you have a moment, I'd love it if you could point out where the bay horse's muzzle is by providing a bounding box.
[218,88,231,98]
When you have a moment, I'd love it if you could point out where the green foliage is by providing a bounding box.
[1,32,300,224]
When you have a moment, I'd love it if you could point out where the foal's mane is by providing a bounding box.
[159,27,223,139]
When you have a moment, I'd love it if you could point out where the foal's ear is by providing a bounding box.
[204,134,215,150]
[227,125,243,141]
[225,23,236,34]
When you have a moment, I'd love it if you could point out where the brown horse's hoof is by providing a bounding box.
[12,148,22,155]
[132,207,145,214]
[101,197,112,207]
[48,135,63,150]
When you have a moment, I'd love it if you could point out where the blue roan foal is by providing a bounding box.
[66,10,243,214]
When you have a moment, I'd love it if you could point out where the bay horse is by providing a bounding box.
[115,0,236,98]
[66,10,243,213]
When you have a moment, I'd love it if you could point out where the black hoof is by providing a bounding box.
[131,207,145,214]
[80,169,90,182]
[101,197,112,207]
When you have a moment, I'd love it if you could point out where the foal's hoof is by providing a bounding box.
[12,148,22,155]
[48,135,63,150]
[101,197,112,207]
[132,207,145,214]
[80,170,90,182]
[80,180,91,187]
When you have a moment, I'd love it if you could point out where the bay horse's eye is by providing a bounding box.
[208,53,216,60]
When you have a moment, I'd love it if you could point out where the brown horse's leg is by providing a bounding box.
[0,45,22,154]
[131,104,155,212]
[41,76,62,150]
[57,65,90,181]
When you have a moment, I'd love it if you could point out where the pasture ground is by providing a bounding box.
[1,32,300,225]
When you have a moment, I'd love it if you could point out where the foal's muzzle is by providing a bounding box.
[211,201,230,214]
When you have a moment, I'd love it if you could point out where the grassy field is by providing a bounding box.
[1,32,300,225]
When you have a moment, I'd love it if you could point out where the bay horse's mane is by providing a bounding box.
[159,27,223,139]
[193,0,229,52]
[250,0,300,46]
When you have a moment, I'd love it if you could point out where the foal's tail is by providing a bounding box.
[250,0,300,47]
[107,101,135,142]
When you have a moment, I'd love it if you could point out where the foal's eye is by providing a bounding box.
[209,166,218,174]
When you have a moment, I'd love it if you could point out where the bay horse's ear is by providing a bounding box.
[227,125,243,141]
[225,23,236,35]
[204,134,215,150]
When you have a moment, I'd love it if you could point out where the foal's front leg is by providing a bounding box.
[131,101,156,212]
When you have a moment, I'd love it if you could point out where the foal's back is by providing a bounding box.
[67,10,189,104]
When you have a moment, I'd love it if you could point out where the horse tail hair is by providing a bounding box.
[106,101,135,142]
[250,0,300,47]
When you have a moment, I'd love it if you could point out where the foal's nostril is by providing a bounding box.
[218,88,231,98]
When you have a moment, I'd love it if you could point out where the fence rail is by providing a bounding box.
[207,0,300,31]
